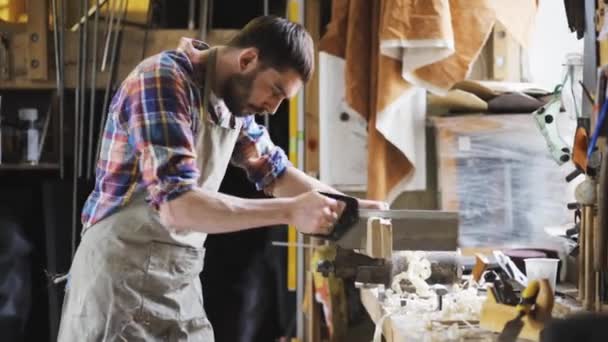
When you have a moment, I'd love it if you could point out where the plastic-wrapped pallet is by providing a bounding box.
[433,114,577,247]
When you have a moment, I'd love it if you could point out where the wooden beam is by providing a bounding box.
[26,0,49,80]
[0,28,238,89]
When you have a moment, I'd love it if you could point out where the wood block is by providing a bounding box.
[365,217,392,259]
[472,253,490,283]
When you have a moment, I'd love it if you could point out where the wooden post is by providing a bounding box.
[584,205,595,310]
[304,0,321,177]
[26,0,49,80]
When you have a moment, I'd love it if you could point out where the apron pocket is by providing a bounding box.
[140,241,206,321]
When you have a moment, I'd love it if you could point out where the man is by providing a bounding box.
[57,16,385,341]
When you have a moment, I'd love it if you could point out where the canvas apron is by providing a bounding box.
[57,48,241,342]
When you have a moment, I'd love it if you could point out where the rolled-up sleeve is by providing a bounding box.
[231,116,291,190]
[126,64,199,209]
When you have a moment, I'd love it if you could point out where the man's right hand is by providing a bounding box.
[289,191,341,235]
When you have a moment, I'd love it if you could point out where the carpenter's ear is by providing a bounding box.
[237,47,260,72]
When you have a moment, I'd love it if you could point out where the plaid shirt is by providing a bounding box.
[81,39,290,228]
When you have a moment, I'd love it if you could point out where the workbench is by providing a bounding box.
[360,283,582,341]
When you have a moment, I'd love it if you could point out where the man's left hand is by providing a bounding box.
[358,198,389,210]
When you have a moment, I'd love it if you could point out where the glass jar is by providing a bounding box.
[560,52,584,119]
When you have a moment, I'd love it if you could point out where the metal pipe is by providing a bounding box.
[78,0,90,177]
[188,0,195,30]
[58,0,66,178]
[199,0,209,39]
[95,0,127,162]
[37,95,55,163]
[263,0,270,129]
[72,0,85,258]
[52,0,65,177]
[87,0,101,179]
[101,0,117,71]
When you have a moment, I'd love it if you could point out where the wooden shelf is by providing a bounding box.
[0,162,59,170]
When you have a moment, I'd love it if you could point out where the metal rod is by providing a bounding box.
[101,0,117,71]
[37,94,55,163]
[69,0,109,31]
[188,0,195,30]
[263,0,270,129]
[87,0,101,179]
[271,241,315,248]
[199,0,209,39]
[78,0,90,177]
[59,0,66,178]
[72,0,85,258]
[95,0,126,162]
[208,0,214,34]
[52,0,65,178]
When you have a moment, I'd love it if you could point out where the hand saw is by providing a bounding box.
[314,192,454,241]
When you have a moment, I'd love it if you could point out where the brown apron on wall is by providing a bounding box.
[57,48,242,341]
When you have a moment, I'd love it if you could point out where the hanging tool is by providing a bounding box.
[87,0,102,179]
[533,97,571,165]
[587,66,608,160]
[498,280,541,342]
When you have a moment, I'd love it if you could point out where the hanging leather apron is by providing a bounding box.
[57,48,242,342]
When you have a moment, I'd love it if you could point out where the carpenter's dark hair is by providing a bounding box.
[228,15,314,82]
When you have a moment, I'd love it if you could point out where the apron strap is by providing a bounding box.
[200,48,217,124]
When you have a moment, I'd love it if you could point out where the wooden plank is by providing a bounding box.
[490,21,521,81]
[0,28,238,89]
[26,0,49,80]
[304,0,321,176]
[360,288,396,342]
